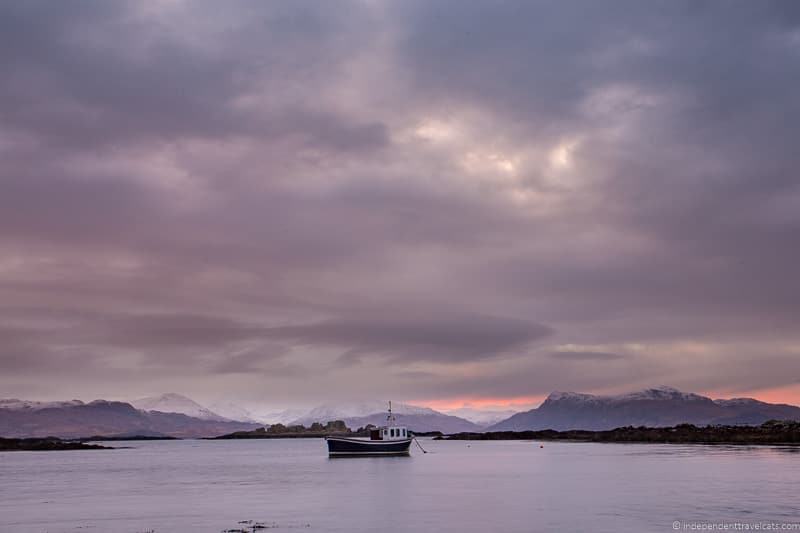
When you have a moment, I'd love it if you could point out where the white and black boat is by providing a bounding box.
[325,402,412,457]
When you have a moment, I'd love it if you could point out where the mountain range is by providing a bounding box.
[0,394,483,437]
[0,399,259,439]
[126,396,485,431]
[4,387,799,438]
[488,386,800,431]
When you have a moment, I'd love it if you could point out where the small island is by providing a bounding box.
[438,420,800,445]
[213,420,370,439]
[0,437,113,451]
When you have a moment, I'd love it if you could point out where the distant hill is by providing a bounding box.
[0,399,259,438]
[289,401,481,433]
[488,386,800,431]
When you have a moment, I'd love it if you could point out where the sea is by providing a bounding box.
[1,438,798,532]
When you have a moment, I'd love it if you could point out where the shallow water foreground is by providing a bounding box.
[1,438,798,532]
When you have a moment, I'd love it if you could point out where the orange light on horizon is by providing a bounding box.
[412,384,800,412]
[411,394,547,412]
[703,384,800,407]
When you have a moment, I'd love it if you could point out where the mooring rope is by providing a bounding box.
[413,437,428,454]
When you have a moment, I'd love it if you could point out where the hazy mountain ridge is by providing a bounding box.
[256,408,311,425]
[289,401,480,433]
[488,386,800,431]
[443,407,520,426]
[341,412,482,434]
[289,401,437,426]
[207,401,264,424]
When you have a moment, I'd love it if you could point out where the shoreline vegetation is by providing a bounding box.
[437,420,800,445]
[5,421,800,449]
[0,437,113,451]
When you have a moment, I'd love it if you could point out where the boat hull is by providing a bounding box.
[326,436,412,456]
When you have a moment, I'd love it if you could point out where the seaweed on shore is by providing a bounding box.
[223,520,311,531]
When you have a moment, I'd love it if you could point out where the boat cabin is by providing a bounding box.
[368,401,410,441]
[369,426,409,441]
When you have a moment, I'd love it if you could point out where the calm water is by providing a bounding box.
[1,438,798,532]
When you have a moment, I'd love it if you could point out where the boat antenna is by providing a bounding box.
[387,400,395,424]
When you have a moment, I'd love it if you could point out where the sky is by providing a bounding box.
[1,1,799,411]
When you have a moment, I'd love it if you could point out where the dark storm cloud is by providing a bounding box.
[393,1,800,128]
[1,1,799,404]
[0,0,387,151]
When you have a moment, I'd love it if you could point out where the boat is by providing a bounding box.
[325,402,412,457]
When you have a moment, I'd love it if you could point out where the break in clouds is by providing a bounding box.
[1,1,799,406]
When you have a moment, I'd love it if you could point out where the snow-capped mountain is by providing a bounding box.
[442,407,519,427]
[288,401,480,433]
[131,393,229,421]
[289,401,437,426]
[488,386,800,431]
[545,386,707,405]
[608,386,708,403]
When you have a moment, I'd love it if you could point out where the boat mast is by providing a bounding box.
[387,400,395,425]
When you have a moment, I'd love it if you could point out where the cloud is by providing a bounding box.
[265,313,552,364]
[550,351,626,362]
[0,1,799,404]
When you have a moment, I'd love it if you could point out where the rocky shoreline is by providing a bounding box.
[80,435,178,441]
[0,437,113,451]
[438,420,800,445]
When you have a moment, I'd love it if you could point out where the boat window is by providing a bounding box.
[391,429,395,437]
[402,429,406,437]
